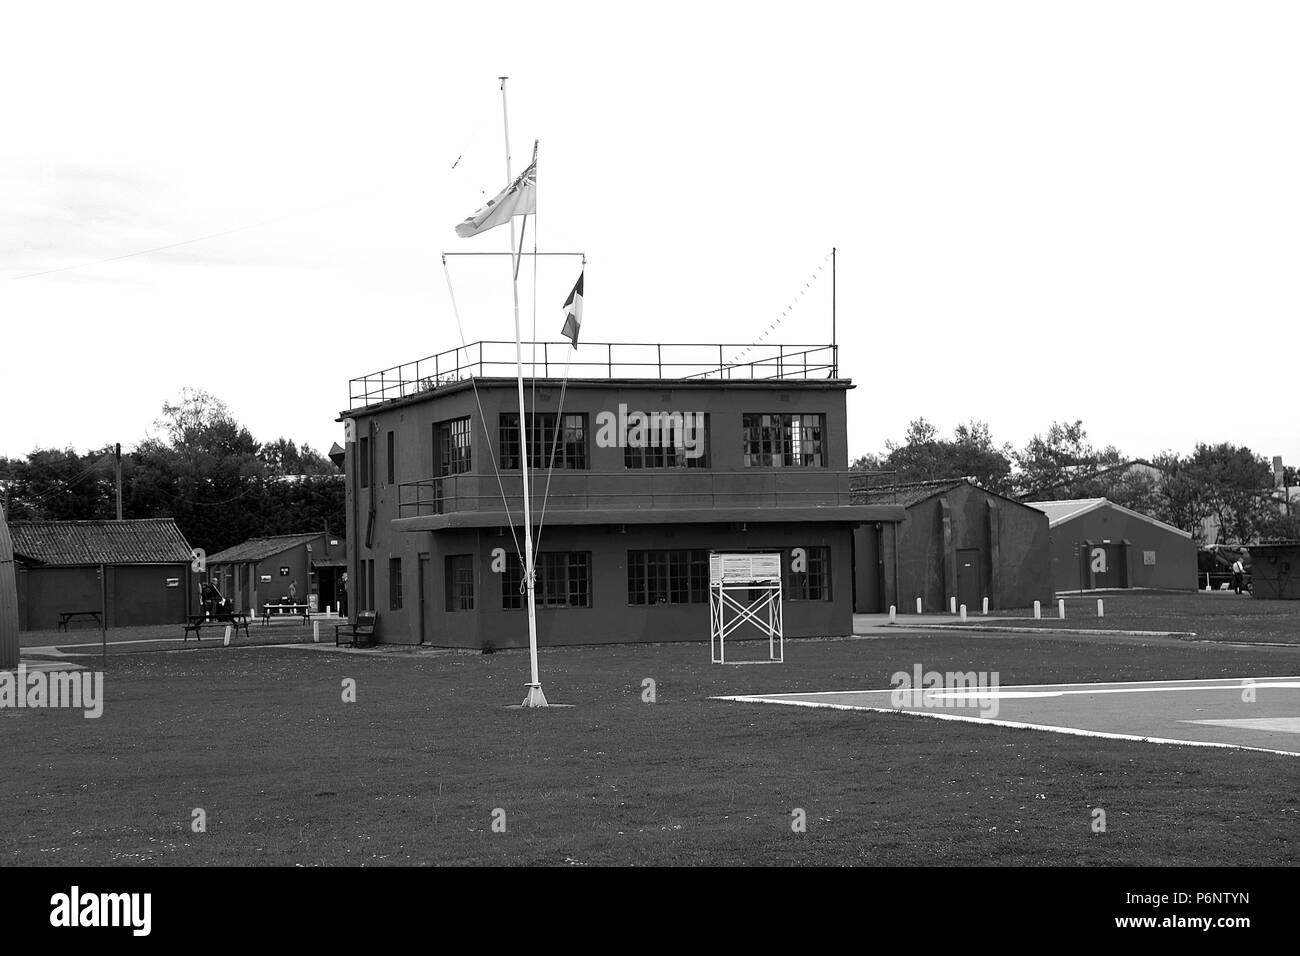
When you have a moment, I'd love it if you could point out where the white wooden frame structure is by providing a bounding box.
[709,552,784,664]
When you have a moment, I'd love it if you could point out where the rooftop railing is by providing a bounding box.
[397,469,895,519]
[350,341,840,409]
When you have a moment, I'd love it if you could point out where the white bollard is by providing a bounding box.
[1058,599,1066,619]
[960,604,967,622]
[1097,599,1104,618]
[916,597,923,614]
[1034,600,1041,619]
[313,620,320,643]
[889,605,896,622]
[982,597,989,616]
[223,625,232,646]
[949,596,957,614]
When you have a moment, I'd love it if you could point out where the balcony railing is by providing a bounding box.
[350,341,840,409]
[397,470,895,519]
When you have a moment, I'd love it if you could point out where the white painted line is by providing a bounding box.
[920,681,1300,700]
[1183,717,1300,733]
[713,695,1300,757]
[741,676,1300,698]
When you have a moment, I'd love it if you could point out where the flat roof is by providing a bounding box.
[342,375,853,419]
[392,504,904,533]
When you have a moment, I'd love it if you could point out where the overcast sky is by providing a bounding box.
[2,1,1296,470]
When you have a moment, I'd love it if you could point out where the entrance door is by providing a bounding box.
[956,549,982,611]
[1088,543,1125,588]
[417,553,430,644]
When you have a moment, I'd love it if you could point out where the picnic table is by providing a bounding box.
[183,612,251,642]
[260,604,312,625]
[58,610,102,631]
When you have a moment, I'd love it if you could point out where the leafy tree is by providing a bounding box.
[1183,443,1272,545]
[1012,420,1124,500]
[874,418,1014,492]
[0,446,117,521]
[0,389,343,555]
[1148,451,1209,538]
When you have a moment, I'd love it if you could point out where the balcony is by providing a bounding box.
[397,469,895,519]
[349,341,840,410]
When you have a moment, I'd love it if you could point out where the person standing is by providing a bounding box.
[1231,557,1245,594]
[339,571,349,616]
[288,578,298,604]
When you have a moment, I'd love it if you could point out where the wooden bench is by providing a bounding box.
[57,610,102,632]
[335,611,377,647]
[260,604,312,625]
[183,613,251,642]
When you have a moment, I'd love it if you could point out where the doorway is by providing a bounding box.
[956,549,982,611]
[417,553,430,644]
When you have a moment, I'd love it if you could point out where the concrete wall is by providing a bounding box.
[1047,503,1196,590]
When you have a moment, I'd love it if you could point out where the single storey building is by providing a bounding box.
[1024,498,1196,591]
[206,531,347,613]
[853,478,1053,613]
[10,518,195,629]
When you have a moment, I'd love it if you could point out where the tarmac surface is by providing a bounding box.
[719,676,1300,756]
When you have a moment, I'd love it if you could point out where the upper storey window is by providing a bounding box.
[436,417,472,476]
[742,413,826,467]
[623,413,708,469]
[500,413,588,470]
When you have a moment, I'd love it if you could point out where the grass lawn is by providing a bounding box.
[977,590,1300,644]
[3,622,1297,866]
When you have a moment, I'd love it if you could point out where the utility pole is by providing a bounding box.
[115,443,123,520]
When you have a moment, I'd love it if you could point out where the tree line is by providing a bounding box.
[0,389,344,555]
[852,418,1299,545]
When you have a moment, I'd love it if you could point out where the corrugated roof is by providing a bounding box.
[1023,498,1192,539]
[10,518,193,566]
[207,533,322,565]
[1023,498,1107,525]
[851,477,968,508]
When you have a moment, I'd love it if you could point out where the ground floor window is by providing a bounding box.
[788,546,831,601]
[503,552,592,609]
[627,549,710,605]
[445,555,474,611]
[389,557,403,610]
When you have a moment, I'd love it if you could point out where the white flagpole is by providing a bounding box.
[500,77,547,708]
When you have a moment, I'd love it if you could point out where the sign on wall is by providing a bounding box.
[260,574,272,583]
[165,578,180,588]
[1143,551,1156,566]
[280,567,290,576]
